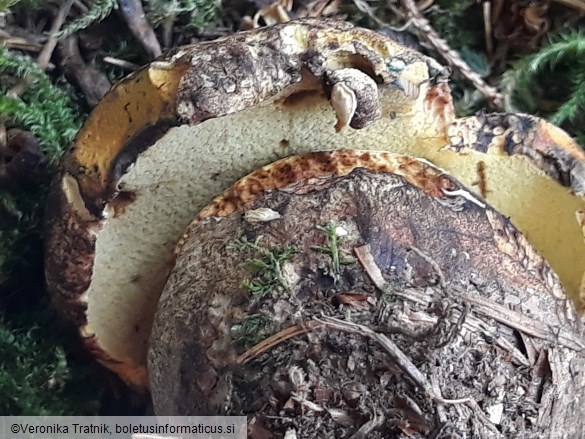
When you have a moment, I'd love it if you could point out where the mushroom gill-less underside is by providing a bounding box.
[148,150,585,438]
[44,18,585,389]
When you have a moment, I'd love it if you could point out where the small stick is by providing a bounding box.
[103,56,140,71]
[401,0,504,109]
[351,0,386,27]
[59,36,111,108]
[354,245,387,290]
[308,0,335,17]
[354,245,532,366]
[117,0,162,59]
[73,0,89,13]
[463,315,530,367]
[7,0,73,99]
[430,374,447,423]
[37,0,74,70]
[0,38,43,52]
[316,315,471,405]
[0,123,6,153]
[237,320,322,365]
[457,291,585,351]
[482,1,493,55]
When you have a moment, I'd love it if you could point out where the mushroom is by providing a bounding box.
[45,19,585,390]
[148,150,585,436]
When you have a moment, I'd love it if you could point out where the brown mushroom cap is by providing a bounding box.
[45,19,585,389]
[148,150,585,437]
[44,19,453,388]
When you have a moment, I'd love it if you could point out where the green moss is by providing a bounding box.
[146,0,221,30]
[0,310,102,415]
[231,313,271,347]
[0,48,82,277]
[427,0,480,50]
[504,32,585,144]
[0,49,87,417]
[0,49,81,162]
[312,222,342,275]
[311,222,356,279]
[231,237,297,297]
[0,0,17,11]
[58,0,117,38]
[0,0,43,13]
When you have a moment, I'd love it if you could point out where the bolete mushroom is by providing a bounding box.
[45,19,585,390]
[148,150,585,437]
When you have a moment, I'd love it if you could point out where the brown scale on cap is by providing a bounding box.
[195,151,455,219]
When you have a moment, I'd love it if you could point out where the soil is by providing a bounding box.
[229,238,534,439]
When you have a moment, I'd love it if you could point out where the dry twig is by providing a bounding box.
[103,56,140,71]
[59,36,111,108]
[237,321,322,365]
[482,1,493,55]
[317,314,504,436]
[0,38,43,53]
[401,0,504,109]
[7,0,73,99]
[117,0,162,59]
[354,245,386,290]
[457,291,585,351]
[37,0,75,70]
[355,244,531,366]
[355,243,581,354]
[315,315,471,405]
[430,374,447,424]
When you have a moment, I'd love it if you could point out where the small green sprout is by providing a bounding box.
[230,237,296,296]
[311,221,356,275]
[231,313,270,346]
